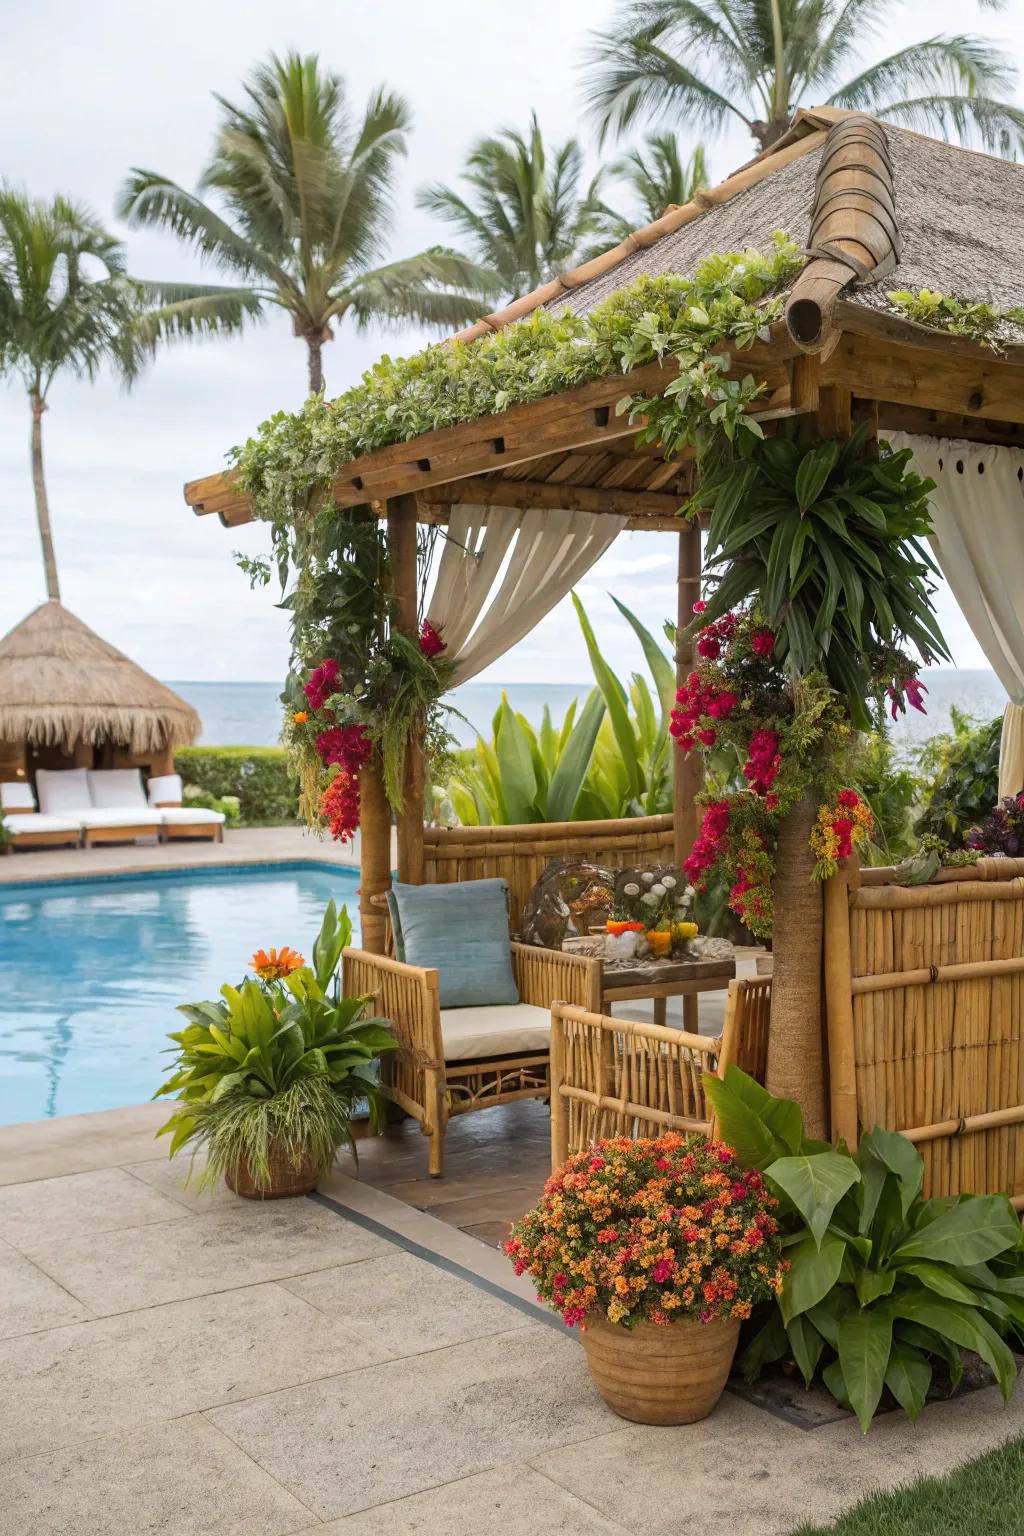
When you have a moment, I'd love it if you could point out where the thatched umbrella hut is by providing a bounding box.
[0,600,200,783]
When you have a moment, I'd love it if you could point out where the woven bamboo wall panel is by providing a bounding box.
[423,815,675,927]
[842,863,1024,1201]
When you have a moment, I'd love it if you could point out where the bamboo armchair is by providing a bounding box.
[549,975,772,1167]
[342,941,602,1177]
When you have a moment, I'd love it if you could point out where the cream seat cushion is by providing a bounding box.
[87,769,148,809]
[159,807,225,825]
[440,1002,551,1062]
[2,812,81,835]
[36,768,91,815]
[79,808,162,829]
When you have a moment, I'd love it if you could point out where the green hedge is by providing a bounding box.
[174,747,298,826]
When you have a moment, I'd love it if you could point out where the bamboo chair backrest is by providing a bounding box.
[718,977,772,1083]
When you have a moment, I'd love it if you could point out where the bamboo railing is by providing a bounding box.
[423,813,675,929]
[825,858,1024,1205]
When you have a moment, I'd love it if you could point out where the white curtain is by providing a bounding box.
[426,503,626,685]
[890,433,1024,799]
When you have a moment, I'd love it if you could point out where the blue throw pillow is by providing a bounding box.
[389,879,519,1009]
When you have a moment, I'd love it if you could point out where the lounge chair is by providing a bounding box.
[342,877,602,1178]
[35,768,161,846]
[147,774,225,842]
[0,781,81,851]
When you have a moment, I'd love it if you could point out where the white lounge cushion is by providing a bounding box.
[36,768,91,815]
[79,808,162,829]
[148,773,183,806]
[159,807,225,825]
[2,812,80,836]
[88,769,147,809]
[440,1002,551,1062]
[1,782,35,811]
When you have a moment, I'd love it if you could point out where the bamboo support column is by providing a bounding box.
[387,492,425,885]
[358,752,392,954]
[674,525,702,868]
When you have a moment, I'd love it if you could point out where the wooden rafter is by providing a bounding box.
[417,476,690,519]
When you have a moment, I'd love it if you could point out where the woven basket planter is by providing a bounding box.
[581,1314,740,1425]
[225,1143,321,1200]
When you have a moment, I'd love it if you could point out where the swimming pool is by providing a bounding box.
[0,863,361,1125]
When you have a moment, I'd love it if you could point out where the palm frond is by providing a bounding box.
[827,34,1018,113]
[580,28,751,145]
[878,94,1024,157]
[134,282,265,346]
[117,171,287,286]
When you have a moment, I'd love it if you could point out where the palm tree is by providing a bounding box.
[417,112,617,301]
[0,194,142,601]
[607,134,710,230]
[583,0,1024,156]
[119,54,497,394]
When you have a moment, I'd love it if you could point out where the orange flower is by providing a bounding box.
[292,710,310,724]
[250,946,305,980]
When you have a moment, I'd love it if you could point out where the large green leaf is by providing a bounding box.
[766,1151,861,1249]
[897,1262,981,1305]
[795,440,839,510]
[494,696,539,823]
[893,1196,1021,1268]
[738,1308,790,1384]
[786,1311,825,1387]
[571,592,641,800]
[610,595,676,720]
[886,1293,1018,1403]
[884,1341,931,1423]
[545,689,606,822]
[837,1309,893,1432]
[780,1231,846,1325]
[857,1125,923,1220]
[703,1066,802,1169]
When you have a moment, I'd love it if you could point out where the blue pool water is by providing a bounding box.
[0,863,361,1126]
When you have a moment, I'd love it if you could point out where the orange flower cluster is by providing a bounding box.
[250,946,304,980]
[504,1132,786,1330]
[810,788,874,879]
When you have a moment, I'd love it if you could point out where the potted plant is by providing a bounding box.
[608,867,698,960]
[155,901,395,1198]
[504,1132,787,1424]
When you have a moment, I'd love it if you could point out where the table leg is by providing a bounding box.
[653,996,667,1028]
[683,993,699,1033]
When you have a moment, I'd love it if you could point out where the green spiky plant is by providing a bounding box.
[155,901,395,1191]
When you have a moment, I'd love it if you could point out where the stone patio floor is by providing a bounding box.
[2,1105,1024,1535]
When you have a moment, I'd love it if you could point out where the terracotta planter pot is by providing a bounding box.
[225,1143,321,1200]
[581,1314,740,1425]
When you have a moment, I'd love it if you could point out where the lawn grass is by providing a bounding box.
[789,1435,1024,1535]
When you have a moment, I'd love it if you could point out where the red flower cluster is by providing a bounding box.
[320,772,360,843]
[695,611,739,661]
[750,627,776,658]
[886,674,928,720]
[303,658,340,712]
[418,620,446,659]
[670,672,739,753]
[743,728,781,796]
[315,723,372,772]
[684,800,731,884]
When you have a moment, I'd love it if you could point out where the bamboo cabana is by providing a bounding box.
[184,108,1024,1192]
[0,600,200,783]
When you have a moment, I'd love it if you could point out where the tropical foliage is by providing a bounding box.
[155,902,395,1188]
[888,287,1024,350]
[582,0,1024,155]
[119,53,495,392]
[913,708,1001,848]
[605,134,710,228]
[441,595,676,824]
[417,111,615,300]
[706,1067,1024,1431]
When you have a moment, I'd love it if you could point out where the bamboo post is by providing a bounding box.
[674,525,702,867]
[387,492,425,885]
[358,753,392,954]
[824,864,859,1145]
[550,1006,569,1167]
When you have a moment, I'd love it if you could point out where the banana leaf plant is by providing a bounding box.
[443,593,675,825]
[705,1066,1024,1431]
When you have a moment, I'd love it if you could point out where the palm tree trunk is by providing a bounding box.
[765,791,826,1136]
[306,336,324,394]
[30,391,60,603]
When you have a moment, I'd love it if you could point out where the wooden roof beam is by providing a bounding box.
[418,476,690,520]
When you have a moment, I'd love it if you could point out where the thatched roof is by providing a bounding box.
[0,602,200,754]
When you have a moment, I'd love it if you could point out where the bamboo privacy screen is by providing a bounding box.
[422,814,675,928]
[825,859,1024,1206]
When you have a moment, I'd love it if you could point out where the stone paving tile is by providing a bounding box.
[26,1198,392,1315]
[0,1101,169,1186]
[282,1250,532,1359]
[0,1280,391,1462]
[0,1239,91,1341]
[0,1166,188,1252]
[0,1413,314,1536]
[308,1464,631,1534]
[123,1155,240,1211]
[207,1323,611,1521]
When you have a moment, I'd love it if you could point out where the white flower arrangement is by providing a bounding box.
[640,871,655,885]
[622,881,640,897]
[640,891,660,907]
[650,883,666,897]
[661,875,677,890]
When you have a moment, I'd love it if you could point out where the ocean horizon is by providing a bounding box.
[168,669,1009,755]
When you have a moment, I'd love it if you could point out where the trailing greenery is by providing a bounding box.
[853,729,920,865]
[441,595,675,825]
[156,902,396,1190]
[174,746,297,825]
[913,708,1001,848]
[706,1067,1024,1433]
[231,235,804,530]
[789,1434,1024,1536]
[888,288,1024,350]
[690,421,950,730]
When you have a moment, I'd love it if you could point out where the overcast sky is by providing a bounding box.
[1,0,1017,685]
